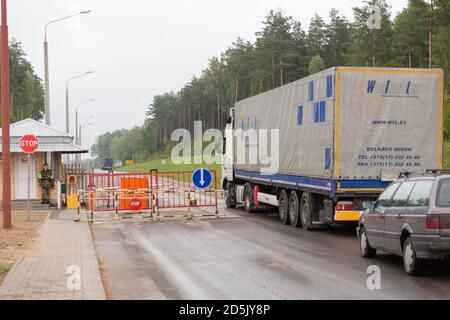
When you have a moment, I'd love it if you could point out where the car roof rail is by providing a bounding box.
[398,169,417,179]
[425,169,450,176]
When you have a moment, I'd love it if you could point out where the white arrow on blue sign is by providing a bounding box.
[192,168,213,189]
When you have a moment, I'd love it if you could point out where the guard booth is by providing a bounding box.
[0,118,88,207]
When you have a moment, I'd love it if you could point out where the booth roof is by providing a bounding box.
[0,118,88,154]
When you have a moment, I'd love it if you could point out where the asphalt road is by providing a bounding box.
[91,209,450,300]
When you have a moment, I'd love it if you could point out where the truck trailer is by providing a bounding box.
[222,67,444,229]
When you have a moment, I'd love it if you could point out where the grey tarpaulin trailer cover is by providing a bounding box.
[232,67,444,196]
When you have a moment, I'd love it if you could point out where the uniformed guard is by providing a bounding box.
[38,163,55,204]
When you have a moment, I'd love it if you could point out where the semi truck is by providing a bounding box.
[222,67,445,229]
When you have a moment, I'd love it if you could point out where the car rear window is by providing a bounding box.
[437,179,450,207]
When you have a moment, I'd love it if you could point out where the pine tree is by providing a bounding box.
[307,14,326,59]
[324,9,352,67]
[309,55,326,74]
[348,0,394,67]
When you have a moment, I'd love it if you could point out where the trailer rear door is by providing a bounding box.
[335,68,444,181]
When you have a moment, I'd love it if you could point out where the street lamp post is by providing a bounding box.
[79,119,93,162]
[44,10,90,126]
[1,0,11,228]
[65,71,93,134]
[75,99,95,146]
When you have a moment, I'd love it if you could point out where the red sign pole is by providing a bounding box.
[1,0,11,229]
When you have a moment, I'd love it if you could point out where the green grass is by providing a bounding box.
[445,140,450,168]
[0,265,9,275]
[118,158,222,188]
[117,143,223,187]
[118,157,221,175]
[119,142,221,173]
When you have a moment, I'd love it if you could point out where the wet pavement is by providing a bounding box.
[91,209,450,300]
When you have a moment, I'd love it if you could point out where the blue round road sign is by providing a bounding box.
[192,168,212,189]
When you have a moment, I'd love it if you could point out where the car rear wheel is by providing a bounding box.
[359,227,376,258]
[279,190,290,225]
[403,237,423,276]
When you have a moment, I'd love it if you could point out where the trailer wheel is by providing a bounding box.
[279,190,290,225]
[289,191,302,228]
[244,183,256,213]
[300,192,315,231]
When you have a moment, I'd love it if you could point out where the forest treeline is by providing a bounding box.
[92,0,450,164]
[0,39,45,123]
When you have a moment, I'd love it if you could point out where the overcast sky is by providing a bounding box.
[9,0,408,156]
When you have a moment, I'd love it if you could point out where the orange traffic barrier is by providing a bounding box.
[119,192,149,210]
[120,177,148,190]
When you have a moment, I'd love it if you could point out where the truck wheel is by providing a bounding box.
[279,190,290,225]
[244,183,256,213]
[300,192,315,231]
[289,191,302,228]
[403,237,423,276]
[359,226,376,258]
[225,182,237,209]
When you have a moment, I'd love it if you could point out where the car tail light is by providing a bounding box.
[336,202,353,211]
[426,215,441,230]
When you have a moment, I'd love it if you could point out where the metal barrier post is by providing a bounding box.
[187,190,192,220]
[151,169,159,212]
[147,171,153,209]
[114,192,118,219]
[148,190,155,218]
[89,171,94,191]
[75,192,81,222]
[156,190,160,217]
[151,191,156,215]
[90,193,94,221]
[57,180,62,210]
[214,170,219,215]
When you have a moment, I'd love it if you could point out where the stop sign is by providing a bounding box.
[129,198,142,211]
[19,135,39,153]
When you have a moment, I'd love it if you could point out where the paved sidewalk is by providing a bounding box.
[0,210,105,300]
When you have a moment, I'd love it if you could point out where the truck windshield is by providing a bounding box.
[437,179,450,207]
